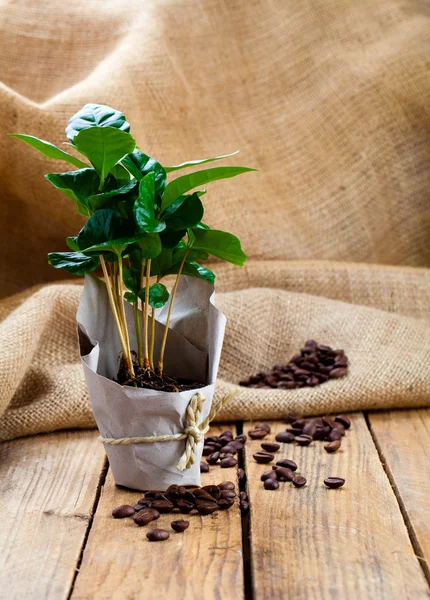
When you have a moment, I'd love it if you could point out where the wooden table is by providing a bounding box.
[1,409,429,600]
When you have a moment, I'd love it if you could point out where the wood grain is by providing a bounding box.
[244,415,430,600]
[0,430,106,600]
[368,408,430,578]
[72,425,244,600]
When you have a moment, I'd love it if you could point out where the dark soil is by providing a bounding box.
[116,355,205,392]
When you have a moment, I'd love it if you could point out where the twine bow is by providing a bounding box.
[98,389,237,471]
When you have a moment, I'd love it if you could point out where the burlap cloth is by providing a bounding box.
[0,0,429,442]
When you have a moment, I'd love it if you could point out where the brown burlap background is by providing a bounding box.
[0,0,429,441]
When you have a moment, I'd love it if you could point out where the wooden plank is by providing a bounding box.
[368,408,430,578]
[0,430,106,600]
[72,425,244,600]
[244,415,430,600]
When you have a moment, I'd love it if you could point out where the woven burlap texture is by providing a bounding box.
[0,0,429,441]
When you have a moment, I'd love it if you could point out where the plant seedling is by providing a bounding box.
[10,103,256,391]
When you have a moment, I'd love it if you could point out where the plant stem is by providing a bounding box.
[99,255,134,378]
[117,254,135,378]
[149,276,159,370]
[143,259,152,368]
[158,251,188,375]
[139,260,146,368]
[133,301,143,367]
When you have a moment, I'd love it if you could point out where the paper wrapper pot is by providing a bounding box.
[77,274,226,491]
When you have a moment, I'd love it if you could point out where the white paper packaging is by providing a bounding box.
[77,274,226,491]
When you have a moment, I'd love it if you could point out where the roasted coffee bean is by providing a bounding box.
[175,499,194,514]
[171,519,190,532]
[248,429,268,440]
[255,423,271,433]
[322,415,337,428]
[136,498,153,508]
[328,429,343,441]
[203,445,216,456]
[332,423,345,436]
[313,425,331,441]
[275,431,295,443]
[264,478,279,490]
[261,470,277,481]
[235,434,247,444]
[206,436,220,443]
[231,441,244,451]
[196,502,219,515]
[134,503,145,512]
[292,475,307,488]
[324,440,341,453]
[302,421,317,437]
[278,381,297,389]
[261,442,280,453]
[276,458,298,471]
[200,461,209,473]
[144,491,165,499]
[240,500,249,514]
[220,456,238,468]
[253,451,274,464]
[150,499,174,514]
[146,529,170,542]
[112,505,135,519]
[335,415,351,429]
[207,452,221,465]
[295,435,313,446]
[237,468,247,485]
[287,427,303,436]
[286,413,302,423]
[324,477,345,489]
[239,491,248,502]
[291,418,306,429]
[218,481,235,490]
[220,490,236,500]
[202,485,220,498]
[329,368,347,379]
[218,498,235,510]
[276,467,295,482]
[133,508,160,526]
[221,445,238,455]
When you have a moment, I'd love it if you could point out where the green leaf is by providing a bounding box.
[76,208,130,251]
[164,260,215,285]
[164,150,239,173]
[66,104,131,142]
[66,236,79,251]
[88,179,138,211]
[9,134,88,169]
[74,127,136,186]
[138,282,169,308]
[45,168,100,216]
[162,165,257,210]
[48,251,99,275]
[82,234,146,257]
[122,150,166,197]
[124,291,137,303]
[133,173,166,233]
[109,163,131,185]
[160,228,186,249]
[132,233,162,259]
[162,192,204,231]
[151,248,173,277]
[190,228,246,266]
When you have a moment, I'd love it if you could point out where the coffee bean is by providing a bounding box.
[295,435,313,446]
[146,529,170,542]
[200,461,209,473]
[276,458,298,471]
[287,427,303,436]
[150,499,174,514]
[335,415,351,429]
[237,468,247,485]
[221,445,238,455]
[292,475,307,488]
[255,423,271,433]
[291,418,306,429]
[261,442,280,453]
[329,368,347,379]
[218,498,235,510]
[253,451,275,464]
[112,505,135,519]
[133,508,160,526]
[261,470,277,481]
[333,423,345,436]
[176,499,194,513]
[275,432,295,443]
[322,415,336,428]
[278,381,297,389]
[286,413,302,423]
[264,478,279,490]
[231,441,244,451]
[203,445,216,456]
[202,485,220,498]
[235,434,247,444]
[206,435,220,443]
[302,421,317,437]
[220,456,238,468]
[196,502,219,515]
[218,481,235,490]
[328,429,343,441]
[206,452,221,465]
[220,430,234,439]
[248,429,268,440]
[220,490,236,500]
[171,519,190,532]
[324,477,345,489]
[240,500,249,514]
[324,440,341,453]
[276,467,294,482]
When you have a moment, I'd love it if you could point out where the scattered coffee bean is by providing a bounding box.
[176,499,194,513]
[218,481,235,490]
[292,475,307,488]
[221,445,238,455]
[220,456,238,468]
[112,505,135,519]
[261,442,280,453]
[146,529,170,542]
[328,429,343,441]
[240,500,249,514]
[200,462,209,473]
[235,434,247,444]
[295,434,313,446]
[255,423,271,433]
[150,499,174,514]
[324,477,345,489]
[207,452,221,465]
[218,498,235,510]
[275,431,295,443]
[335,415,351,429]
[276,467,295,482]
[276,459,298,471]
[134,503,146,511]
[253,451,275,464]
[264,478,279,490]
[248,429,268,440]
[171,520,190,533]
[133,508,160,526]
[324,440,341,453]
[136,498,153,507]
[237,468,247,485]
[203,445,215,456]
[329,368,347,379]
[288,427,304,436]
[196,502,219,515]
[261,470,277,481]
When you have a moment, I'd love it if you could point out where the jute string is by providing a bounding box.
[97,389,238,471]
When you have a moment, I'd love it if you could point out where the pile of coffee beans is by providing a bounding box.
[274,413,351,453]
[200,429,247,472]
[239,340,349,390]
